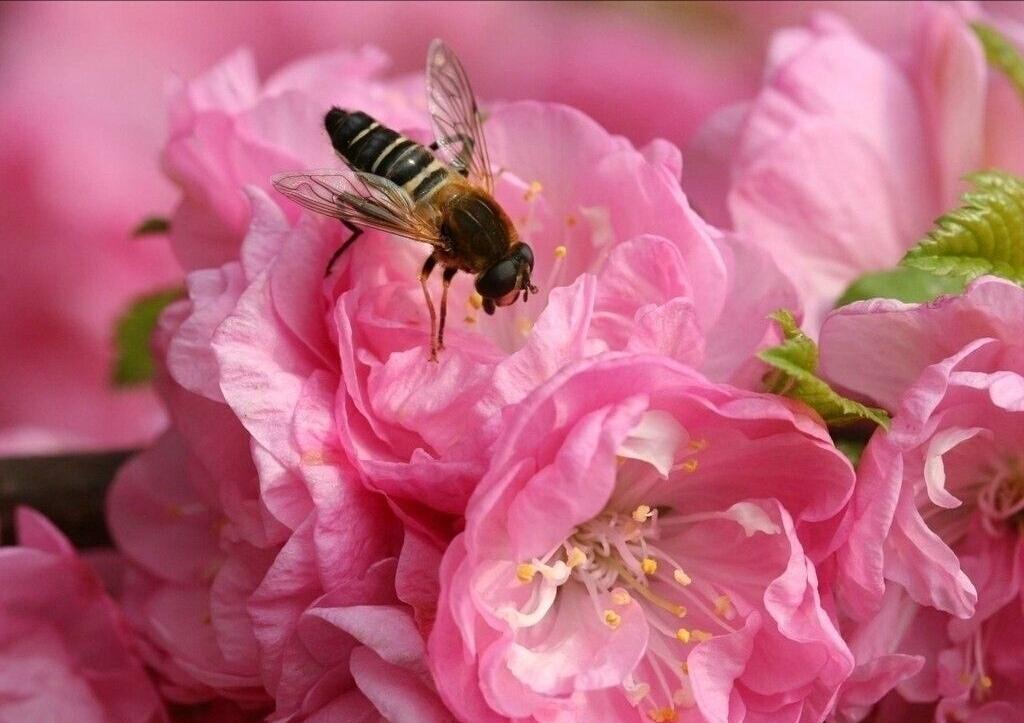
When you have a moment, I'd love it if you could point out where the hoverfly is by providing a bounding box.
[272,40,536,361]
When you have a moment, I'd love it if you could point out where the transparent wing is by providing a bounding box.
[272,169,440,245]
[425,39,493,193]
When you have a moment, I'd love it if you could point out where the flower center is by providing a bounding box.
[507,502,741,720]
[976,457,1024,537]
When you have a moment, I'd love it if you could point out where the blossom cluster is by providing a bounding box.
[3,3,1024,722]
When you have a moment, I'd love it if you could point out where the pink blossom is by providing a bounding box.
[819,276,1024,717]
[686,3,1024,330]
[429,354,856,722]
[0,508,166,722]
[166,48,797,540]
[107,264,445,719]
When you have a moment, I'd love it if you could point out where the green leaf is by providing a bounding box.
[972,22,1024,103]
[759,310,891,429]
[112,288,184,386]
[835,438,867,467]
[836,267,966,307]
[132,216,170,237]
[901,171,1024,284]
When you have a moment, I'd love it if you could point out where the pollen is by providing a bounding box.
[715,595,733,618]
[692,630,713,643]
[524,180,543,201]
[468,292,483,310]
[675,628,691,643]
[554,244,568,259]
[516,563,537,583]
[632,504,652,523]
[641,557,658,575]
[688,438,708,451]
[611,587,633,606]
[603,609,622,629]
[463,315,476,324]
[980,675,993,689]
[679,459,699,473]
[673,569,692,586]
[647,707,678,722]
[675,604,687,618]
[517,317,533,336]
[565,546,586,568]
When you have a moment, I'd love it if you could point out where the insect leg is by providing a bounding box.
[437,267,458,351]
[324,220,364,277]
[419,254,440,361]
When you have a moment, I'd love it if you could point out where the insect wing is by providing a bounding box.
[425,39,494,193]
[272,170,438,244]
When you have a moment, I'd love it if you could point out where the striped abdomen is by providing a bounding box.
[325,107,451,202]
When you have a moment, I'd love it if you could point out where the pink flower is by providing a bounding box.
[0,508,166,722]
[107,262,446,719]
[819,276,1024,717]
[165,47,796,539]
[429,354,855,722]
[686,3,1024,329]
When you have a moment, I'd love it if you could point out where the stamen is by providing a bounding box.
[524,180,543,201]
[647,707,677,722]
[715,595,734,619]
[604,609,622,630]
[691,630,713,643]
[633,504,653,523]
[674,628,691,644]
[468,292,483,310]
[566,546,586,568]
[611,587,633,606]
[641,557,658,575]
[554,245,568,259]
[516,563,537,583]
[673,569,692,586]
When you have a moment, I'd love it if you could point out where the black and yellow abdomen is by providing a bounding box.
[325,107,451,202]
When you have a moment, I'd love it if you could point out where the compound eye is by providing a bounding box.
[475,259,519,299]
[515,243,535,271]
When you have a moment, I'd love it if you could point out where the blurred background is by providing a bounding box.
[1,0,1020,458]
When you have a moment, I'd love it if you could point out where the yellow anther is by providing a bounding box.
[611,587,633,606]
[692,630,713,642]
[675,604,688,618]
[641,557,658,575]
[464,315,476,324]
[632,504,652,523]
[715,595,733,617]
[517,317,533,336]
[680,662,689,675]
[468,293,483,310]
[603,609,622,630]
[554,244,568,259]
[679,459,699,473]
[675,628,691,643]
[516,563,537,583]
[688,438,708,451]
[565,547,586,568]
[524,180,543,201]
[673,569,692,586]
[980,675,993,689]
[647,707,678,722]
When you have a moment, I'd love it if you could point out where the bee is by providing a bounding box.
[272,40,536,361]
